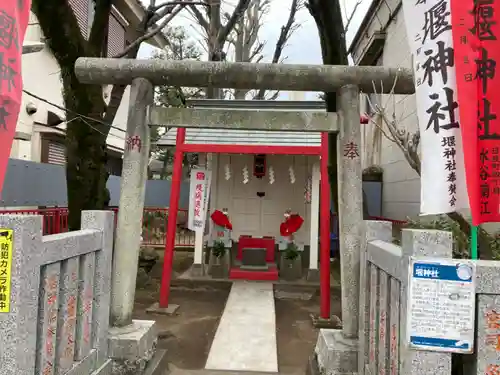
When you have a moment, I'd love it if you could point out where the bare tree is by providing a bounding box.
[229,0,303,100]
[189,0,253,98]
[365,79,497,260]
[231,0,270,99]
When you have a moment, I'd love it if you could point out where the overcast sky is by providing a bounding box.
[138,0,373,99]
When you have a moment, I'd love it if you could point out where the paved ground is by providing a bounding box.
[206,282,278,372]
[134,250,342,374]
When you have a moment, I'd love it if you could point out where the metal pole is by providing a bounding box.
[111,78,153,327]
[159,128,186,307]
[320,132,331,319]
[74,58,414,95]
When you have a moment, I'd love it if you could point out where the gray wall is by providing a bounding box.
[351,2,421,220]
[1,158,189,208]
[363,181,382,217]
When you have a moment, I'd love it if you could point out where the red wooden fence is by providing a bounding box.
[0,207,195,248]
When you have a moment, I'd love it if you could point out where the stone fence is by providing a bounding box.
[315,220,500,375]
[358,222,454,375]
[0,211,114,375]
[355,221,500,375]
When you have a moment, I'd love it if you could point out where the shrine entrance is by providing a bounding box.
[74,56,413,327]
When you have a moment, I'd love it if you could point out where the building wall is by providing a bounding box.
[15,6,130,163]
[212,154,317,245]
[352,0,421,221]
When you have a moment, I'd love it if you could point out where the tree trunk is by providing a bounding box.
[32,0,113,230]
[308,0,360,217]
[64,84,109,230]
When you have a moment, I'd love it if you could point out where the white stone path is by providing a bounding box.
[205,281,278,373]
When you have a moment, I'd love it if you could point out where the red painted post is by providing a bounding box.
[320,132,331,319]
[159,128,186,307]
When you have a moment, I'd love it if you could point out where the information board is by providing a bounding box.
[0,229,13,313]
[407,257,476,353]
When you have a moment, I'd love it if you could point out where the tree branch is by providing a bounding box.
[105,0,181,124]
[254,0,300,100]
[114,4,186,58]
[344,0,362,33]
[189,3,210,33]
[218,0,253,44]
[88,0,113,54]
[153,0,205,11]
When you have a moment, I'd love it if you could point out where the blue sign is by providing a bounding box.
[407,258,476,354]
[412,262,474,282]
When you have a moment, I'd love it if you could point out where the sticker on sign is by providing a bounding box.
[406,257,476,353]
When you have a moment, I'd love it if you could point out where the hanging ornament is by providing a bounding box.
[243,165,249,184]
[304,175,312,203]
[268,165,275,184]
[289,165,296,184]
[225,164,231,180]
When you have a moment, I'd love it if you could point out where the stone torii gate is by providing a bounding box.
[74,58,413,359]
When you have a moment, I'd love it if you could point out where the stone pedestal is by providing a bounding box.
[315,329,358,375]
[191,263,205,277]
[108,320,159,375]
[306,268,320,282]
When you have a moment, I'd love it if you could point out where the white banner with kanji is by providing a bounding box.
[402,0,468,215]
[188,167,211,232]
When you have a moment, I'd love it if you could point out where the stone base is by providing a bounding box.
[306,268,320,282]
[108,320,158,375]
[146,302,179,316]
[310,314,342,329]
[190,263,204,277]
[315,329,358,375]
[143,349,168,375]
[306,354,321,375]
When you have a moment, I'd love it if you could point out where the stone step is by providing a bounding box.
[239,264,269,271]
[167,367,303,375]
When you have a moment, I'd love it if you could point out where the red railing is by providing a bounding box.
[0,207,195,248]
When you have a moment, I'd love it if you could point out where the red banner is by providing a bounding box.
[452,0,500,225]
[0,0,30,194]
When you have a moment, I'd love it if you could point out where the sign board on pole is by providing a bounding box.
[187,167,211,232]
[451,0,500,225]
[402,0,469,215]
[407,257,476,353]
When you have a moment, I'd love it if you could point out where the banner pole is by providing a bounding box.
[471,225,478,260]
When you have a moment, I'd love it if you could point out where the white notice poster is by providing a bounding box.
[407,258,476,353]
[402,0,468,214]
[188,167,211,232]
